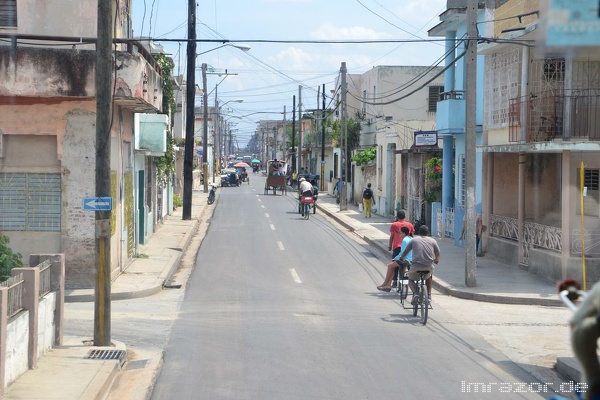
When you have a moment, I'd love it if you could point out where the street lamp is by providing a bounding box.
[212,99,243,185]
[196,43,251,57]
[184,42,250,217]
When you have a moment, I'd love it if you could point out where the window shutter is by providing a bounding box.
[0,0,17,28]
[428,85,444,112]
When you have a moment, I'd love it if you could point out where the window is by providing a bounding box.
[0,173,62,232]
[543,58,565,82]
[457,154,466,207]
[585,169,599,191]
[428,85,444,112]
[578,168,599,217]
[0,0,17,28]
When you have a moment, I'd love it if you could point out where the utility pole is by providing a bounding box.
[202,63,208,193]
[182,0,196,220]
[94,0,113,346]
[465,0,477,287]
[321,83,326,192]
[298,86,303,174]
[214,85,219,182]
[283,106,287,164]
[292,95,296,172]
[340,62,348,211]
[273,126,277,160]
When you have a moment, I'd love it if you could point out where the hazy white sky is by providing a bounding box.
[132,0,448,145]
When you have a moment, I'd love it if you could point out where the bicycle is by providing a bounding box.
[401,270,432,325]
[300,195,314,220]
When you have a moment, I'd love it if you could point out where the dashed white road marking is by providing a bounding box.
[289,268,302,283]
[261,205,265,209]
[270,224,275,230]
[265,213,270,218]
[277,241,284,251]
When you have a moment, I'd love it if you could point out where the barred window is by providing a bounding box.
[428,85,444,112]
[543,58,565,82]
[0,0,17,28]
[585,169,599,191]
[578,168,599,217]
[0,173,62,232]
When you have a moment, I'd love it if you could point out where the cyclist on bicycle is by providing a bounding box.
[397,225,440,305]
[298,177,313,196]
[298,177,314,215]
[377,227,412,292]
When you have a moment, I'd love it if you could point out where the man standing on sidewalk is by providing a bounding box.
[388,210,414,287]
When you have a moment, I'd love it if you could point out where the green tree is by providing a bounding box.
[351,147,376,166]
[154,54,176,186]
[0,233,22,282]
[424,157,443,203]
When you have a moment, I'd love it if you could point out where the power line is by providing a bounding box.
[348,49,466,106]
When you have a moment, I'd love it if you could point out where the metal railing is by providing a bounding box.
[1,273,24,318]
[490,215,562,251]
[571,229,600,257]
[38,259,52,298]
[509,89,600,143]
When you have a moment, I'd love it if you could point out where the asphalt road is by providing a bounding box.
[147,176,549,400]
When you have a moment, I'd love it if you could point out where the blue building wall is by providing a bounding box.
[434,8,486,247]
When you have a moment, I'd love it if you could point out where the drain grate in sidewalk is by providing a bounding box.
[85,349,127,367]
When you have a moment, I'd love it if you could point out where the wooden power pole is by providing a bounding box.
[465,0,478,287]
[94,0,113,346]
[340,62,348,211]
[182,0,196,219]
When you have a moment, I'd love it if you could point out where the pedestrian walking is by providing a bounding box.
[362,183,375,218]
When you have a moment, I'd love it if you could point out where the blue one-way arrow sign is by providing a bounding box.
[83,197,113,211]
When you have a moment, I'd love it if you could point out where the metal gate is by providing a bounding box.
[406,166,423,224]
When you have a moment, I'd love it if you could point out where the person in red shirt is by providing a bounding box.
[388,210,414,287]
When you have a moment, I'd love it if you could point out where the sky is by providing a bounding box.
[132,0,448,147]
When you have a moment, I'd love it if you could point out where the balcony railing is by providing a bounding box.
[509,89,600,143]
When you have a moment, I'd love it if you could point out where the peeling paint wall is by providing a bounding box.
[62,107,97,288]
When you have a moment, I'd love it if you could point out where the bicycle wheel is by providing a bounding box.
[420,284,428,325]
[412,286,418,316]
[304,204,310,219]
[403,279,410,304]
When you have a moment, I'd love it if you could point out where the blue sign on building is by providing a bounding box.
[83,197,113,211]
[546,0,600,47]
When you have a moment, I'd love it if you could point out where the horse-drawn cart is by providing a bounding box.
[264,160,287,195]
[264,175,286,195]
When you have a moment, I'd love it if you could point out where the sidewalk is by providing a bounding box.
[3,185,211,400]
[3,185,582,399]
[315,195,564,307]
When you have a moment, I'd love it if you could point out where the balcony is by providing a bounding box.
[509,89,600,143]
[435,90,465,134]
[0,43,162,112]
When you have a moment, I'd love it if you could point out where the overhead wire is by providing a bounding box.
[364,37,464,99]
[348,49,467,106]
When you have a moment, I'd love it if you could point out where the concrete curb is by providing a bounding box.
[320,204,564,307]
[556,357,582,383]
[81,359,121,400]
